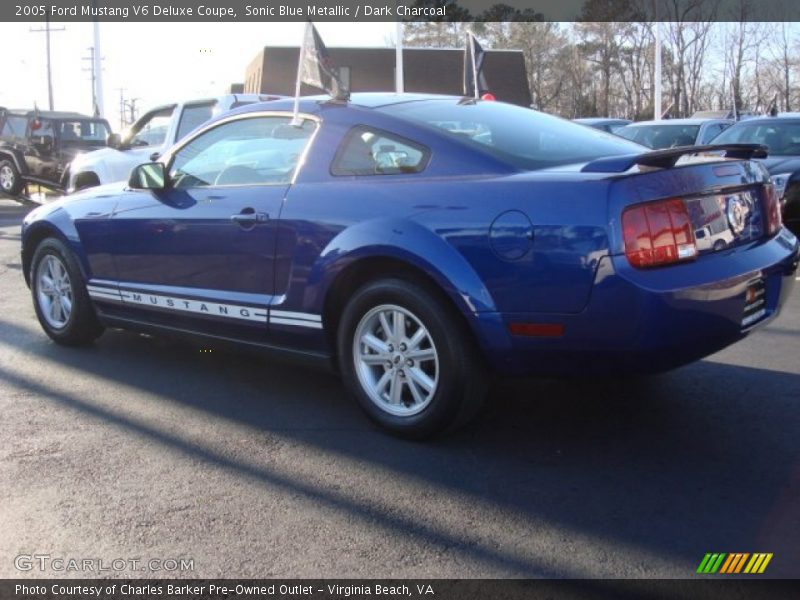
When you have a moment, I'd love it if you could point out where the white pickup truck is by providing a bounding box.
[67,94,280,192]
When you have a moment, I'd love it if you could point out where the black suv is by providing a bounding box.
[711,115,800,237]
[0,108,112,197]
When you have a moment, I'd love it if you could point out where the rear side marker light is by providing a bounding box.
[622,198,697,268]
[764,183,783,235]
[509,322,564,338]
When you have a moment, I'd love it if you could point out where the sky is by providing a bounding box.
[0,22,398,129]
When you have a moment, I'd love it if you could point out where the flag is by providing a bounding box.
[299,22,348,101]
[463,32,488,99]
[31,103,42,131]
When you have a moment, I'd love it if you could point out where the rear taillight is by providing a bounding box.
[764,183,783,236]
[622,198,697,268]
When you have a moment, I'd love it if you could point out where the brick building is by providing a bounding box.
[244,46,532,107]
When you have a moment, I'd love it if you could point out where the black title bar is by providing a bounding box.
[3,579,800,600]
[3,0,800,22]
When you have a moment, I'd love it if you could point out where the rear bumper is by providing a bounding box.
[475,229,800,376]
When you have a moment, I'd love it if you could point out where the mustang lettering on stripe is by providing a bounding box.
[86,282,321,328]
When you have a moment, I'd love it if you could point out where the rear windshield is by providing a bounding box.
[378,100,643,171]
[617,124,700,149]
[711,121,800,155]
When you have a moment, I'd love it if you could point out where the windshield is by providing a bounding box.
[378,100,644,170]
[616,124,700,149]
[711,121,800,155]
[59,120,110,144]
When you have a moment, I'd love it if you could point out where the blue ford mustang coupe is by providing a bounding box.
[21,94,800,437]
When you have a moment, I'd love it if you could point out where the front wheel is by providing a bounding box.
[30,238,104,345]
[338,278,486,438]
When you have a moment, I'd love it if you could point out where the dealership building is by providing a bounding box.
[244,46,532,107]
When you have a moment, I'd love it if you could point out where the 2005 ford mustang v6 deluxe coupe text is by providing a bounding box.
[20,94,800,437]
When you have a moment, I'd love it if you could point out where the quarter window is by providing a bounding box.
[168,116,316,189]
[332,126,429,176]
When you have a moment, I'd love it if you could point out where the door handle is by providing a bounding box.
[230,210,269,226]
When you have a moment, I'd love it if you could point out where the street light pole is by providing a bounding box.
[395,18,404,94]
[93,19,105,117]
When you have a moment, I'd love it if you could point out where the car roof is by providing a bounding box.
[3,109,102,120]
[727,116,800,125]
[224,92,477,118]
[574,118,630,124]
[136,93,285,116]
[165,93,494,145]
[623,118,728,127]
[345,92,465,108]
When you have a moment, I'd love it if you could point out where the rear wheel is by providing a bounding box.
[0,159,23,196]
[338,278,486,438]
[31,238,104,345]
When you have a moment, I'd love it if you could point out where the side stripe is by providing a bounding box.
[87,282,323,329]
[270,317,324,329]
[270,310,322,322]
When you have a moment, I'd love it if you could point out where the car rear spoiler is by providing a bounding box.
[581,143,769,173]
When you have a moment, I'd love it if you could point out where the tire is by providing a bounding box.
[338,278,487,439]
[30,237,104,346]
[713,239,727,251]
[0,159,23,196]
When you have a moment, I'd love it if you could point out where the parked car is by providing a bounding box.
[66,94,281,191]
[709,115,800,236]
[20,94,799,437]
[0,108,112,197]
[616,118,734,149]
[692,109,760,121]
[694,225,735,252]
[573,118,632,134]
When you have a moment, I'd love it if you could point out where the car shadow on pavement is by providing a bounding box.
[1,317,799,577]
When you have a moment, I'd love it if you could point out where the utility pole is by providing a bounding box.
[116,88,126,129]
[126,98,139,125]
[30,15,65,111]
[82,47,98,116]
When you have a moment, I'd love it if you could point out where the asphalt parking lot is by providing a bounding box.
[0,197,798,579]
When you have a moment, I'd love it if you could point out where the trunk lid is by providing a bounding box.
[600,146,778,260]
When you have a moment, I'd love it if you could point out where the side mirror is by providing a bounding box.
[129,162,167,190]
[107,132,122,149]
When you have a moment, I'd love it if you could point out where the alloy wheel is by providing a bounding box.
[352,304,440,417]
[36,254,74,329]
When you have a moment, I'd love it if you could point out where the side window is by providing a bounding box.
[127,107,175,147]
[30,118,55,140]
[2,116,27,139]
[176,102,216,141]
[331,126,430,176]
[168,116,316,189]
